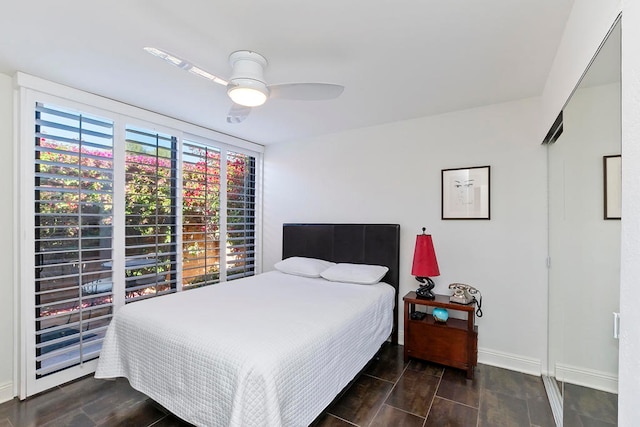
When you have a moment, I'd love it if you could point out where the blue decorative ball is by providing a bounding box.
[433,307,449,322]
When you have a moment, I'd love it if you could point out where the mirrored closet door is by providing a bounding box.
[546,18,620,427]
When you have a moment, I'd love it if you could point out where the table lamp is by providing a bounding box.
[411,227,440,299]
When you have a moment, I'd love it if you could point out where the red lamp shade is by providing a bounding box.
[411,233,440,277]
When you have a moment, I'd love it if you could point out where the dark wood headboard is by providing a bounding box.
[282,223,400,344]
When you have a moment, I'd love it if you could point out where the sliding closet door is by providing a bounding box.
[546,19,621,425]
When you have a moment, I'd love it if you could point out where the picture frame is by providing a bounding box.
[603,155,621,220]
[442,166,490,220]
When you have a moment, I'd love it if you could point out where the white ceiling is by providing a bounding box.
[0,1,576,145]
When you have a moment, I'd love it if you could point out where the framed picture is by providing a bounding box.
[604,155,621,220]
[442,166,490,220]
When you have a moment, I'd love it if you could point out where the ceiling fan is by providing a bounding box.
[144,47,344,124]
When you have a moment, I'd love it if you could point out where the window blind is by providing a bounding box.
[25,93,261,394]
[124,126,178,301]
[226,151,256,280]
[34,103,114,377]
[181,140,221,289]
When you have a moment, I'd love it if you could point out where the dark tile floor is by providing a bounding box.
[314,343,555,427]
[0,342,605,427]
[563,383,618,427]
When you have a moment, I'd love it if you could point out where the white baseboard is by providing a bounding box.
[478,347,542,376]
[398,336,617,394]
[399,331,543,377]
[0,381,13,404]
[556,363,618,394]
[398,330,542,377]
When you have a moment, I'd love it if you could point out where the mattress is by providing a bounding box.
[95,270,395,426]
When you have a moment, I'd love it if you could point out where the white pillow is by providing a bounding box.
[320,263,389,285]
[274,257,335,278]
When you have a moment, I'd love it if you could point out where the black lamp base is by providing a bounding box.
[415,276,435,299]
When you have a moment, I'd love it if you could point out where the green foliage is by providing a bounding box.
[37,139,253,279]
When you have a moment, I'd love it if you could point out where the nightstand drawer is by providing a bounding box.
[407,317,470,364]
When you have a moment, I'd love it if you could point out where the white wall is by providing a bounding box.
[263,97,549,374]
[0,73,14,402]
[619,0,640,424]
[540,0,622,138]
[548,82,620,392]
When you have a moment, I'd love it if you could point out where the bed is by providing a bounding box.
[95,223,400,427]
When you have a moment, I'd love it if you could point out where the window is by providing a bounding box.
[226,151,257,279]
[34,103,114,377]
[19,76,262,397]
[124,126,178,301]
[181,145,257,285]
[182,140,221,289]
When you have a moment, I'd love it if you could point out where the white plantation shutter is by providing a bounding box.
[34,103,114,377]
[124,126,178,301]
[226,151,256,279]
[181,140,221,289]
[20,79,261,397]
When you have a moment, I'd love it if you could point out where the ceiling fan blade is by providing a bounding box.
[226,103,251,124]
[268,83,344,101]
[144,47,228,86]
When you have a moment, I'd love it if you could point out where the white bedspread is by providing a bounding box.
[95,270,395,427]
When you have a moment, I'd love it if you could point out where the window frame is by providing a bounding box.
[16,73,263,398]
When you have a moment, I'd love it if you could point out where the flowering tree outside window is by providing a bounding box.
[38,137,253,298]
[181,143,221,289]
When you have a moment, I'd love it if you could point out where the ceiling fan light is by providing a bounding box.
[227,79,269,107]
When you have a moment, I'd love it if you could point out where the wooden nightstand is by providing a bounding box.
[403,292,478,379]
